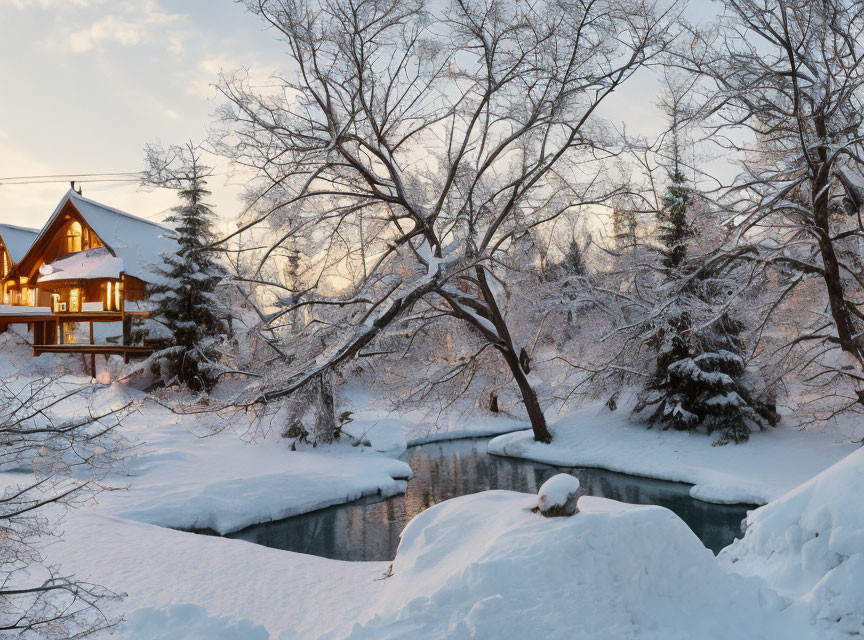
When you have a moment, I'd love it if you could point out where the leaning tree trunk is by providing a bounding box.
[474,267,553,443]
[501,348,553,443]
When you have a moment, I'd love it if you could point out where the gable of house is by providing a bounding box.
[11,190,175,285]
[0,223,39,278]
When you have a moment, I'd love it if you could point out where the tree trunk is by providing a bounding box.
[502,348,553,443]
[812,152,862,362]
[472,266,553,443]
[817,231,859,355]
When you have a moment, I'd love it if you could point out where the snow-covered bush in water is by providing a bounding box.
[142,142,231,392]
[0,378,129,637]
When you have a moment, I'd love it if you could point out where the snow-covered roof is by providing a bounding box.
[0,223,39,263]
[38,247,124,283]
[33,189,177,284]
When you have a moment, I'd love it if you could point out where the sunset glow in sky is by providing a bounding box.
[0,0,716,231]
[0,0,287,229]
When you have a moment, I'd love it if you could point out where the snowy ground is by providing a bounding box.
[488,402,861,504]
[94,398,410,535]
[50,511,388,639]
[4,334,863,638]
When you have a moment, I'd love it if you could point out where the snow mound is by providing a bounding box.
[720,447,864,636]
[120,604,269,639]
[537,473,580,514]
[345,491,815,639]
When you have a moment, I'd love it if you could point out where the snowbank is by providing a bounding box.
[122,605,269,640]
[48,511,387,639]
[92,402,411,534]
[345,491,816,639]
[488,403,858,504]
[344,386,528,448]
[720,447,864,636]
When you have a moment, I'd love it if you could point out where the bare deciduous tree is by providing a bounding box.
[0,378,127,638]
[685,0,864,413]
[215,0,678,442]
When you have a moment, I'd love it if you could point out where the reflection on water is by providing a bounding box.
[226,438,753,560]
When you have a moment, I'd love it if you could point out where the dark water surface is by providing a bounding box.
[224,438,754,560]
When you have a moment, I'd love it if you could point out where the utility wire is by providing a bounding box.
[0,171,142,181]
[0,178,143,185]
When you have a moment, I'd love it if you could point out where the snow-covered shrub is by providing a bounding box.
[536,473,581,516]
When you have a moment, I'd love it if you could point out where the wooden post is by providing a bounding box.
[120,273,128,364]
[89,320,95,379]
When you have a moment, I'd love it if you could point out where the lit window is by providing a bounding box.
[70,288,80,313]
[66,222,83,254]
[115,281,122,310]
[2,250,7,277]
[106,281,113,311]
[51,294,60,313]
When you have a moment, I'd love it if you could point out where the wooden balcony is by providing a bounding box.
[0,304,154,374]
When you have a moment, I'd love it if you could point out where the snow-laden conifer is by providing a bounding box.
[143,142,230,392]
[635,170,777,443]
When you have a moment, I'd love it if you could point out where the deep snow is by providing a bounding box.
[345,492,819,639]
[720,447,864,636]
[4,333,862,639]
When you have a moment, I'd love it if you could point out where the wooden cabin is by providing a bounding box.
[0,223,39,298]
[0,189,176,371]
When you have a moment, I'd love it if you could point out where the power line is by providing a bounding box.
[0,178,142,186]
[0,171,142,181]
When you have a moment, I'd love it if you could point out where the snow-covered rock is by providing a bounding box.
[346,491,817,639]
[537,473,581,516]
[720,447,864,636]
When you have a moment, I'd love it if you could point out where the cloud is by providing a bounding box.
[187,56,236,99]
[63,2,185,53]
[7,0,91,7]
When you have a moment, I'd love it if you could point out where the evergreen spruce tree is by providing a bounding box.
[634,169,777,444]
[144,142,229,392]
[561,236,587,276]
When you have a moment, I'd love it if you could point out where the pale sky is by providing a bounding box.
[0,0,286,231]
[0,0,718,234]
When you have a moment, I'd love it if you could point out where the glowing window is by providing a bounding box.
[66,221,83,254]
[69,288,80,313]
